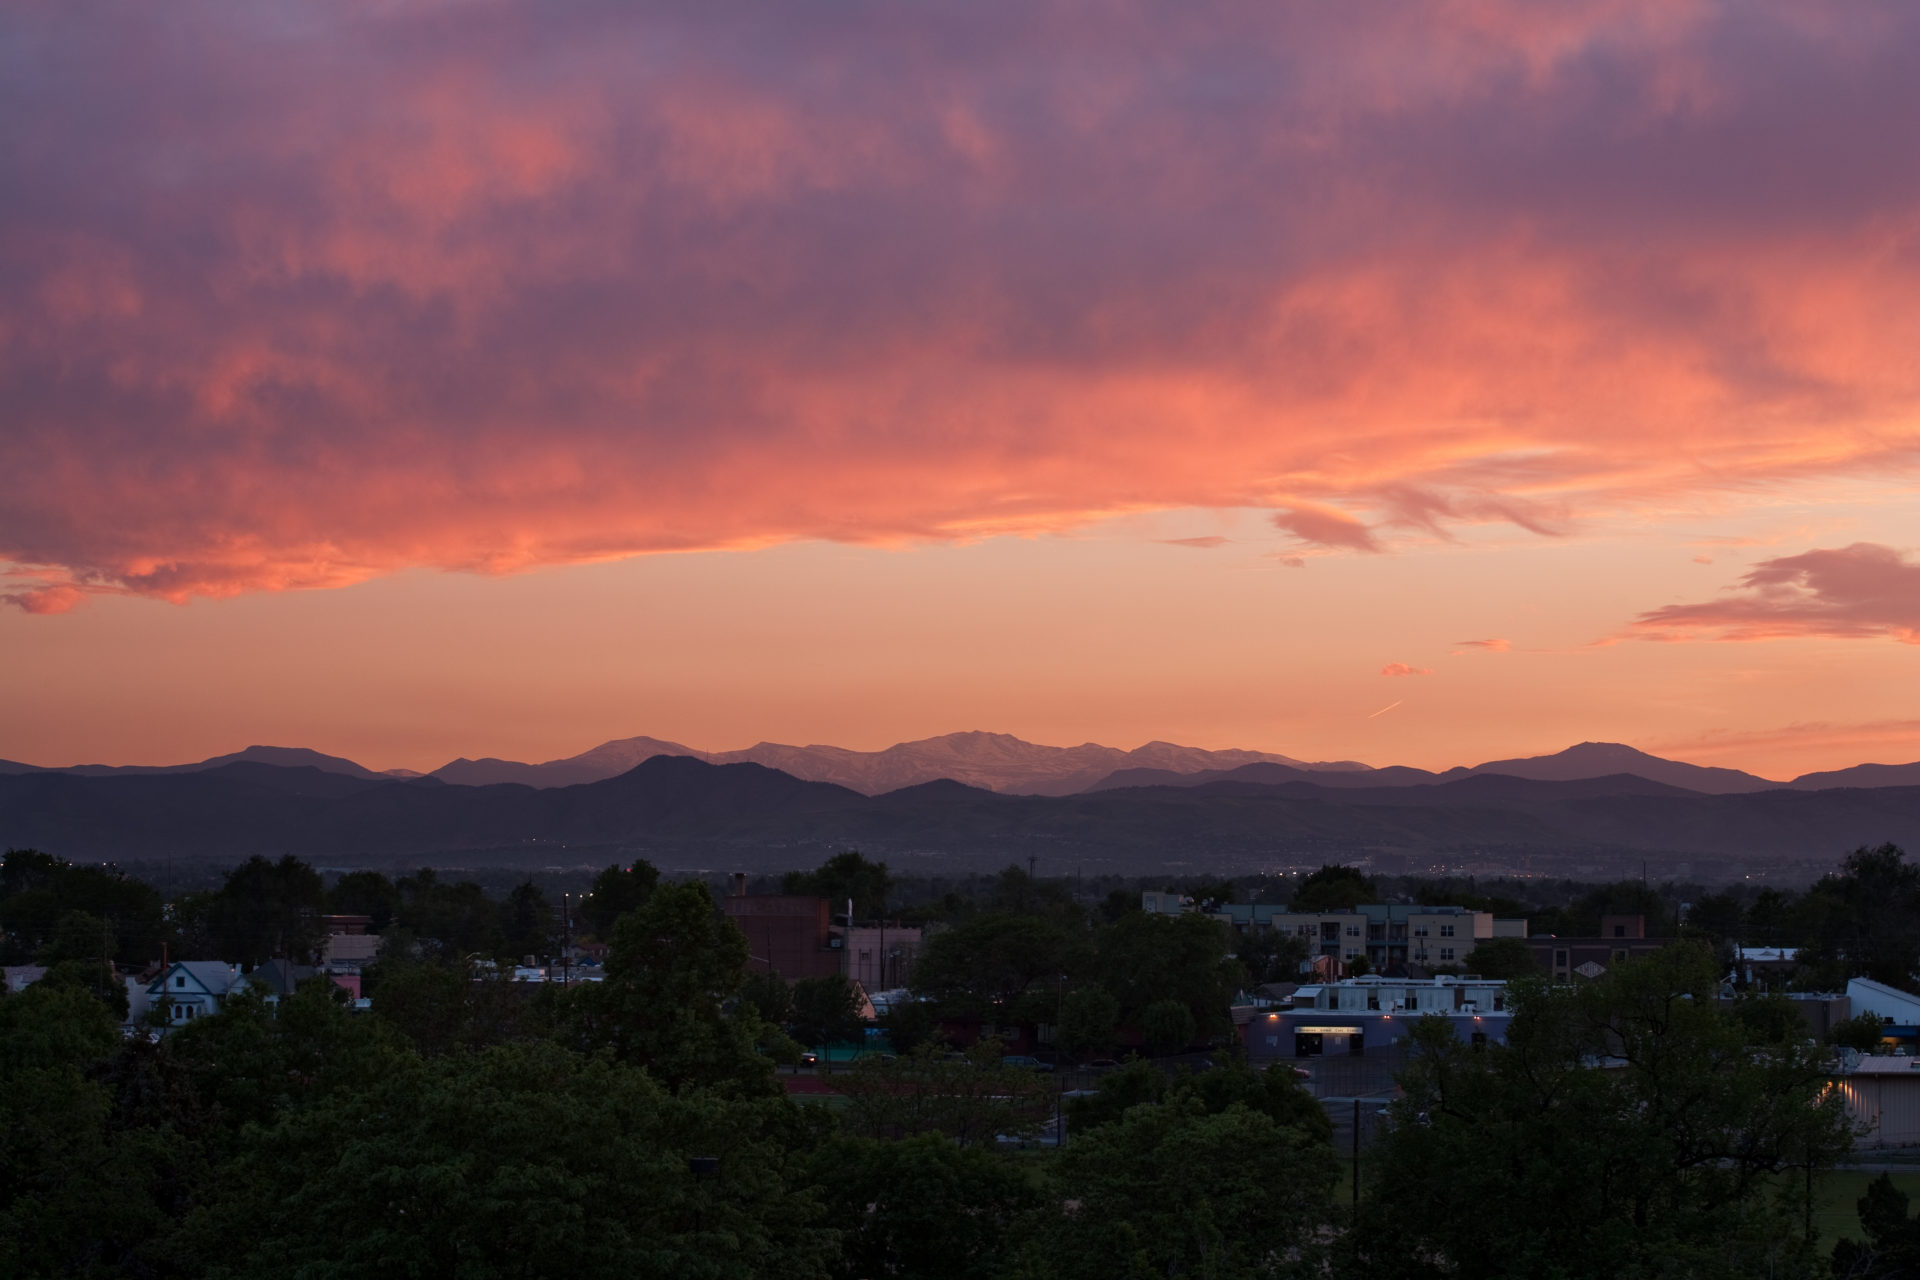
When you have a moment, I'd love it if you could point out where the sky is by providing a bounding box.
[3,1,1918,780]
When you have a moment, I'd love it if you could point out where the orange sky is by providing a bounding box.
[3,2,1918,779]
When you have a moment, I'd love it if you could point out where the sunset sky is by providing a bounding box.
[4,1,1918,780]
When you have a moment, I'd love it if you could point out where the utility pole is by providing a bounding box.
[1351,1099,1361,1206]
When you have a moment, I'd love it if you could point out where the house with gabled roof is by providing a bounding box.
[147,960,238,1026]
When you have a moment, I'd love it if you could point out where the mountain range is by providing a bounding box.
[8,733,1918,796]
[5,752,1920,875]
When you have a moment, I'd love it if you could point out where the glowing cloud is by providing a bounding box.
[1632,543,1920,643]
[0,584,87,616]
[1381,663,1435,677]
[1452,638,1511,652]
[4,3,1920,607]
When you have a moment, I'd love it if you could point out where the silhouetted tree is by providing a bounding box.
[784,852,892,921]
[580,861,659,939]
[1289,864,1374,912]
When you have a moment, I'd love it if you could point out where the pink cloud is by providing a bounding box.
[2,584,88,615]
[1271,506,1381,553]
[1452,638,1511,652]
[1381,662,1434,677]
[1632,543,1920,643]
[2,4,1919,604]
[1161,536,1230,549]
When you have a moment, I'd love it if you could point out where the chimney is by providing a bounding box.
[731,872,747,898]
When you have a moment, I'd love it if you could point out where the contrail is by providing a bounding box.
[1367,700,1403,718]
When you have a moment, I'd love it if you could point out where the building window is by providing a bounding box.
[1554,950,1569,967]
[1413,925,1428,937]
[1614,949,1628,962]
[1441,948,1455,961]
[1440,924,1455,937]
[1346,926,1360,937]
[175,976,186,988]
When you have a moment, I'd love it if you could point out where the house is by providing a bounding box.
[2,964,47,994]
[322,932,380,972]
[232,958,363,1003]
[1735,945,1801,987]
[147,961,238,1025]
[1241,975,1513,1061]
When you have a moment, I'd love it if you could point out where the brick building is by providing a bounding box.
[1523,915,1666,979]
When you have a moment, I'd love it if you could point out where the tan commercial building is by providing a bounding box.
[1194,900,1505,972]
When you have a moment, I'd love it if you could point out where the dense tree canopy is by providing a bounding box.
[784,851,893,921]
[1288,864,1374,912]
[0,849,167,966]
[581,859,660,939]
[190,1041,834,1280]
[1353,944,1852,1278]
[561,879,776,1095]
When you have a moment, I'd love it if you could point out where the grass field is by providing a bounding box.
[1811,1169,1920,1244]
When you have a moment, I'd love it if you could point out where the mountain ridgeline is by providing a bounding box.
[5,739,1920,875]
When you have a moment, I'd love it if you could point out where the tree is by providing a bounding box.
[581,860,659,939]
[325,870,398,931]
[205,855,326,965]
[837,1040,1054,1148]
[1237,927,1309,984]
[560,880,777,1095]
[1832,1011,1890,1055]
[499,880,555,959]
[807,1134,1041,1280]
[1056,985,1119,1061]
[1682,890,1745,945]
[0,982,178,1277]
[0,850,167,966]
[1745,886,1805,948]
[879,998,939,1055]
[738,970,791,1026]
[1833,1173,1920,1279]
[1067,1057,1333,1145]
[909,913,1091,1023]
[783,852,892,921]
[365,953,555,1057]
[1289,864,1374,912]
[1024,1098,1337,1279]
[183,1041,836,1280]
[393,869,505,959]
[984,863,1082,921]
[1352,944,1853,1278]
[1804,844,1920,990]
[790,974,865,1050]
[1094,911,1241,1042]
[1462,935,1536,979]
[1140,999,1197,1056]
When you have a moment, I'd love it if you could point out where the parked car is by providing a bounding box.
[1085,1058,1122,1071]
[1002,1055,1054,1072]
[799,1051,819,1068]
[1289,1065,1312,1081]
